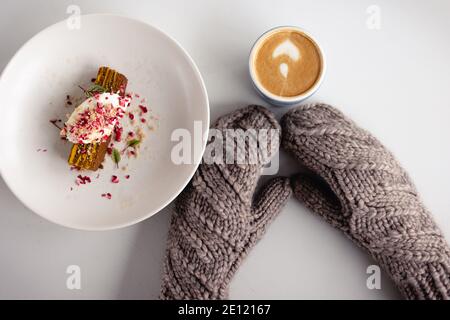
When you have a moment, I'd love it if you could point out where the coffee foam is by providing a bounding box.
[253,29,322,98]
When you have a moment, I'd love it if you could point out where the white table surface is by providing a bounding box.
[1,0,449,299]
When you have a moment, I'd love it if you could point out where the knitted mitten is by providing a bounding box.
[281,103,450,300]
[161,105,292,299]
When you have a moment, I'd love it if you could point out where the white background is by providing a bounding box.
[1,0,449,299]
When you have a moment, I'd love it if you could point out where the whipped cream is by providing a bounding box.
[61,92,131,144]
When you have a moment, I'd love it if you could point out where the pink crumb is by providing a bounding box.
[139,105,148,113]
[114,126,123,142]
[77,175,91,185]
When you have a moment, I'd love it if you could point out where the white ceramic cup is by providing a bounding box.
[249,26,326,107]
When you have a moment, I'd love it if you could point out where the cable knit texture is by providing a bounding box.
[281,103,450,300]
[161,105,292,299]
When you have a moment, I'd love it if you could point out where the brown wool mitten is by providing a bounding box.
[281,103,450,300]
[161,105,292,299]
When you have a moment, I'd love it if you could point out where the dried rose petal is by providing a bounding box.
[101,193,112,199]
[77,175,91,185]
[139,105,148,113]
[114,126,123,142]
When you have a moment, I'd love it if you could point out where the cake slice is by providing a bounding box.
[67,67,128,171]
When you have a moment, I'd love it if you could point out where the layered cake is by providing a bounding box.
[60,67,130,171]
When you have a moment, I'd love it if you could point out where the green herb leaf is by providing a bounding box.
[81,84,108,97]
[120,139,142,153]
[112,148,121,168]
[127,139,141,148]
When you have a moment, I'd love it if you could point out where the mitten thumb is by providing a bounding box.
[251,177,292,233]
[291,173,349,233]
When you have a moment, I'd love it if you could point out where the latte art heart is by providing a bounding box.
[279,63,289,78]
[253,29,322,97]
[272,39,300,61]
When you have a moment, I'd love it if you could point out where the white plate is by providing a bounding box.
[0,14,209,231]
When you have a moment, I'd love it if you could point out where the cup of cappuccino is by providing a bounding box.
[249,26,326,106]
